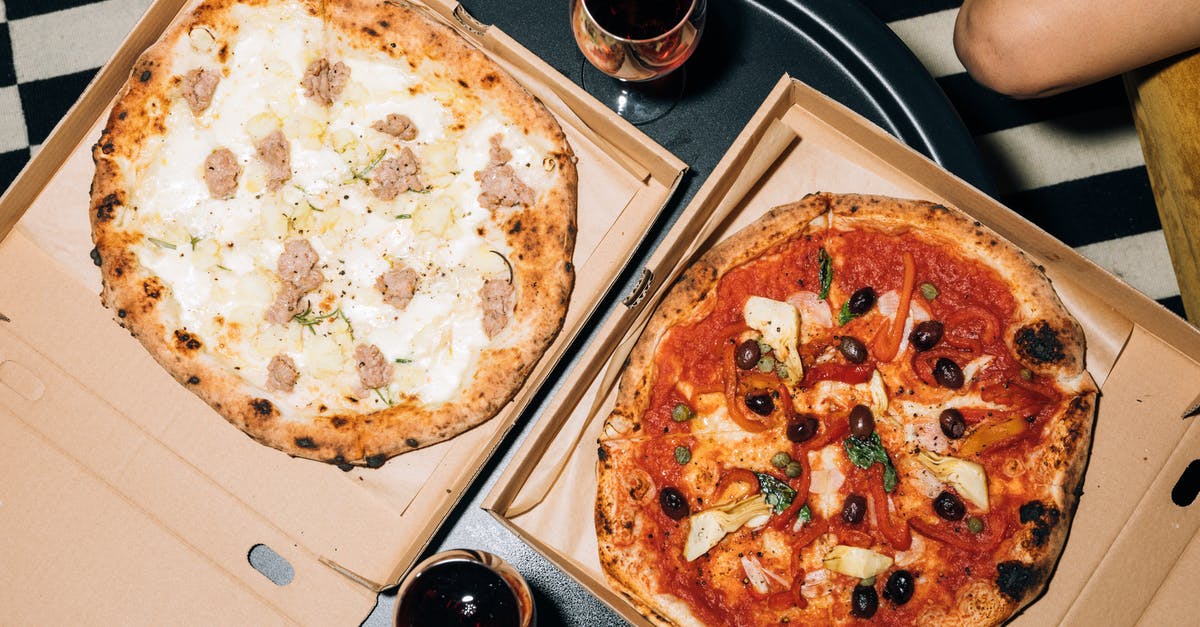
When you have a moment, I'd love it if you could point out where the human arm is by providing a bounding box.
[954,0,1200,98]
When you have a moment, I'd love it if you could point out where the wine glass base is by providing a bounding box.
[579,61,685,125]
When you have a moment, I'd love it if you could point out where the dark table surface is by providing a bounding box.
[363,1,993,624]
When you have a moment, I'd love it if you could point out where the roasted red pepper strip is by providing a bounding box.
[873,251,916,362]
[792,517,830,553]
[724,340,771,432]
[801,362,874,386]
[770,454,811,531]
[909,514,1005,552]
[943,305,1001,355]
[868,463,912,550]
[712,468,760,504]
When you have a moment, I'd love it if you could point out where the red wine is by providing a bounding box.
[584,0,691,40]
[395,560,521,627]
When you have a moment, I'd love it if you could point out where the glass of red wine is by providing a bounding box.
[393,549,535,627]
[570,0,707,124]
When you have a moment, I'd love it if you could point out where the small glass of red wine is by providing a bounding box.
[570,0,707,124]
[393,549,535,627]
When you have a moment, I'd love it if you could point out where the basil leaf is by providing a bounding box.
[883,463,898,493]
[818,248,832,300]
[837,300,857,326]
[755,472,797,514]
[843,433,881,469]
[843,433,900,493]
[798,504,812,523]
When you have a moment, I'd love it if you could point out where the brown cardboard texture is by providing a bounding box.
[0,0,685,623]
[485,75,1200,626]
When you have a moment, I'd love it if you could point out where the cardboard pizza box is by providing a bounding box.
[0,0,685,624]
[483,75,1200,625]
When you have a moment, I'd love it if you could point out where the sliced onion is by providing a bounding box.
[740,556,771,595]
[787,291,833,329]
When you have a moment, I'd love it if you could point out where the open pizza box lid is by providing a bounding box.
[483,75,1200,626]
[0,0,686,624]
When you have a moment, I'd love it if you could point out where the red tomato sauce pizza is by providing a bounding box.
[597,193,1097,625]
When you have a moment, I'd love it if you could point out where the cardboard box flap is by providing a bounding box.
[485,76,1200,626]
[1057,326,1200,625]
[0,405,302,627]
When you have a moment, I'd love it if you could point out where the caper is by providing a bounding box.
[745,392,774,416]
[786,415,819,443]
[674,446,691,465]
[785,461,803,478]
[671,402,694,422]
[838,336,869,363]
[848,404,875,438]
[847,287,877,315]
[883,570,915,605]
[842,494,867,524]
[771,451,792,468]
[909,320,944,352]
[933,357,965,389]
[659,487,690,520]
[967,516,984,534]
[939,408,966,439]
[851,583,879,618]
[933,490,966,521]
[734,339,760,370]
[757,355,776,373]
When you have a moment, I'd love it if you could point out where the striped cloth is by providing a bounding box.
[0,0,1184,318]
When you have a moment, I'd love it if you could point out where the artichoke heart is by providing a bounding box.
[823,545,893,579]
[916,449,990,511]
[683,494,771,562]
[868,369,888,416]
[743,296,804,380]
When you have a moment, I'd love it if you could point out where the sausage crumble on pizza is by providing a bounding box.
[89,0,577,467]
[597,193,1097,625]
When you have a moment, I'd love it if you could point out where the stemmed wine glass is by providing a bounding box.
[570,0,707,124]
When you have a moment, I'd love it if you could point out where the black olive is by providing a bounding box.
[659,487,690,520]
[851,583,879,618]
[939,408,966,439]
[745,392,774,416]
[842,494,867,524]
[839,336,869,364]
[847,287,877,315]
[734,339,761,370]
[786,415,820,443]
[848,404,875,438]
[933,490,966,521]
[933,357,965,389]
[909,320,944,351]
[883,570,915,605]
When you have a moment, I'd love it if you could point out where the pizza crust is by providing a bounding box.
[90,0,576,466]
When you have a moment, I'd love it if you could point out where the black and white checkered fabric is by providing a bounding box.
[0,0,1185,318]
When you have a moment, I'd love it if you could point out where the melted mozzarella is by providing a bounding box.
[121,4,559,415]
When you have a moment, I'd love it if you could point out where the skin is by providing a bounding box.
[954,0,1200,98]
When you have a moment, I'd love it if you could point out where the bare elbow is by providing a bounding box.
[954,2,1067,99]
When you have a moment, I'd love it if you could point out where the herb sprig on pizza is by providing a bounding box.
[597,193,1096,625]
[89,0,576,467]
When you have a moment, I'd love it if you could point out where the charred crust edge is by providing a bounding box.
[1015,321,1066,364]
